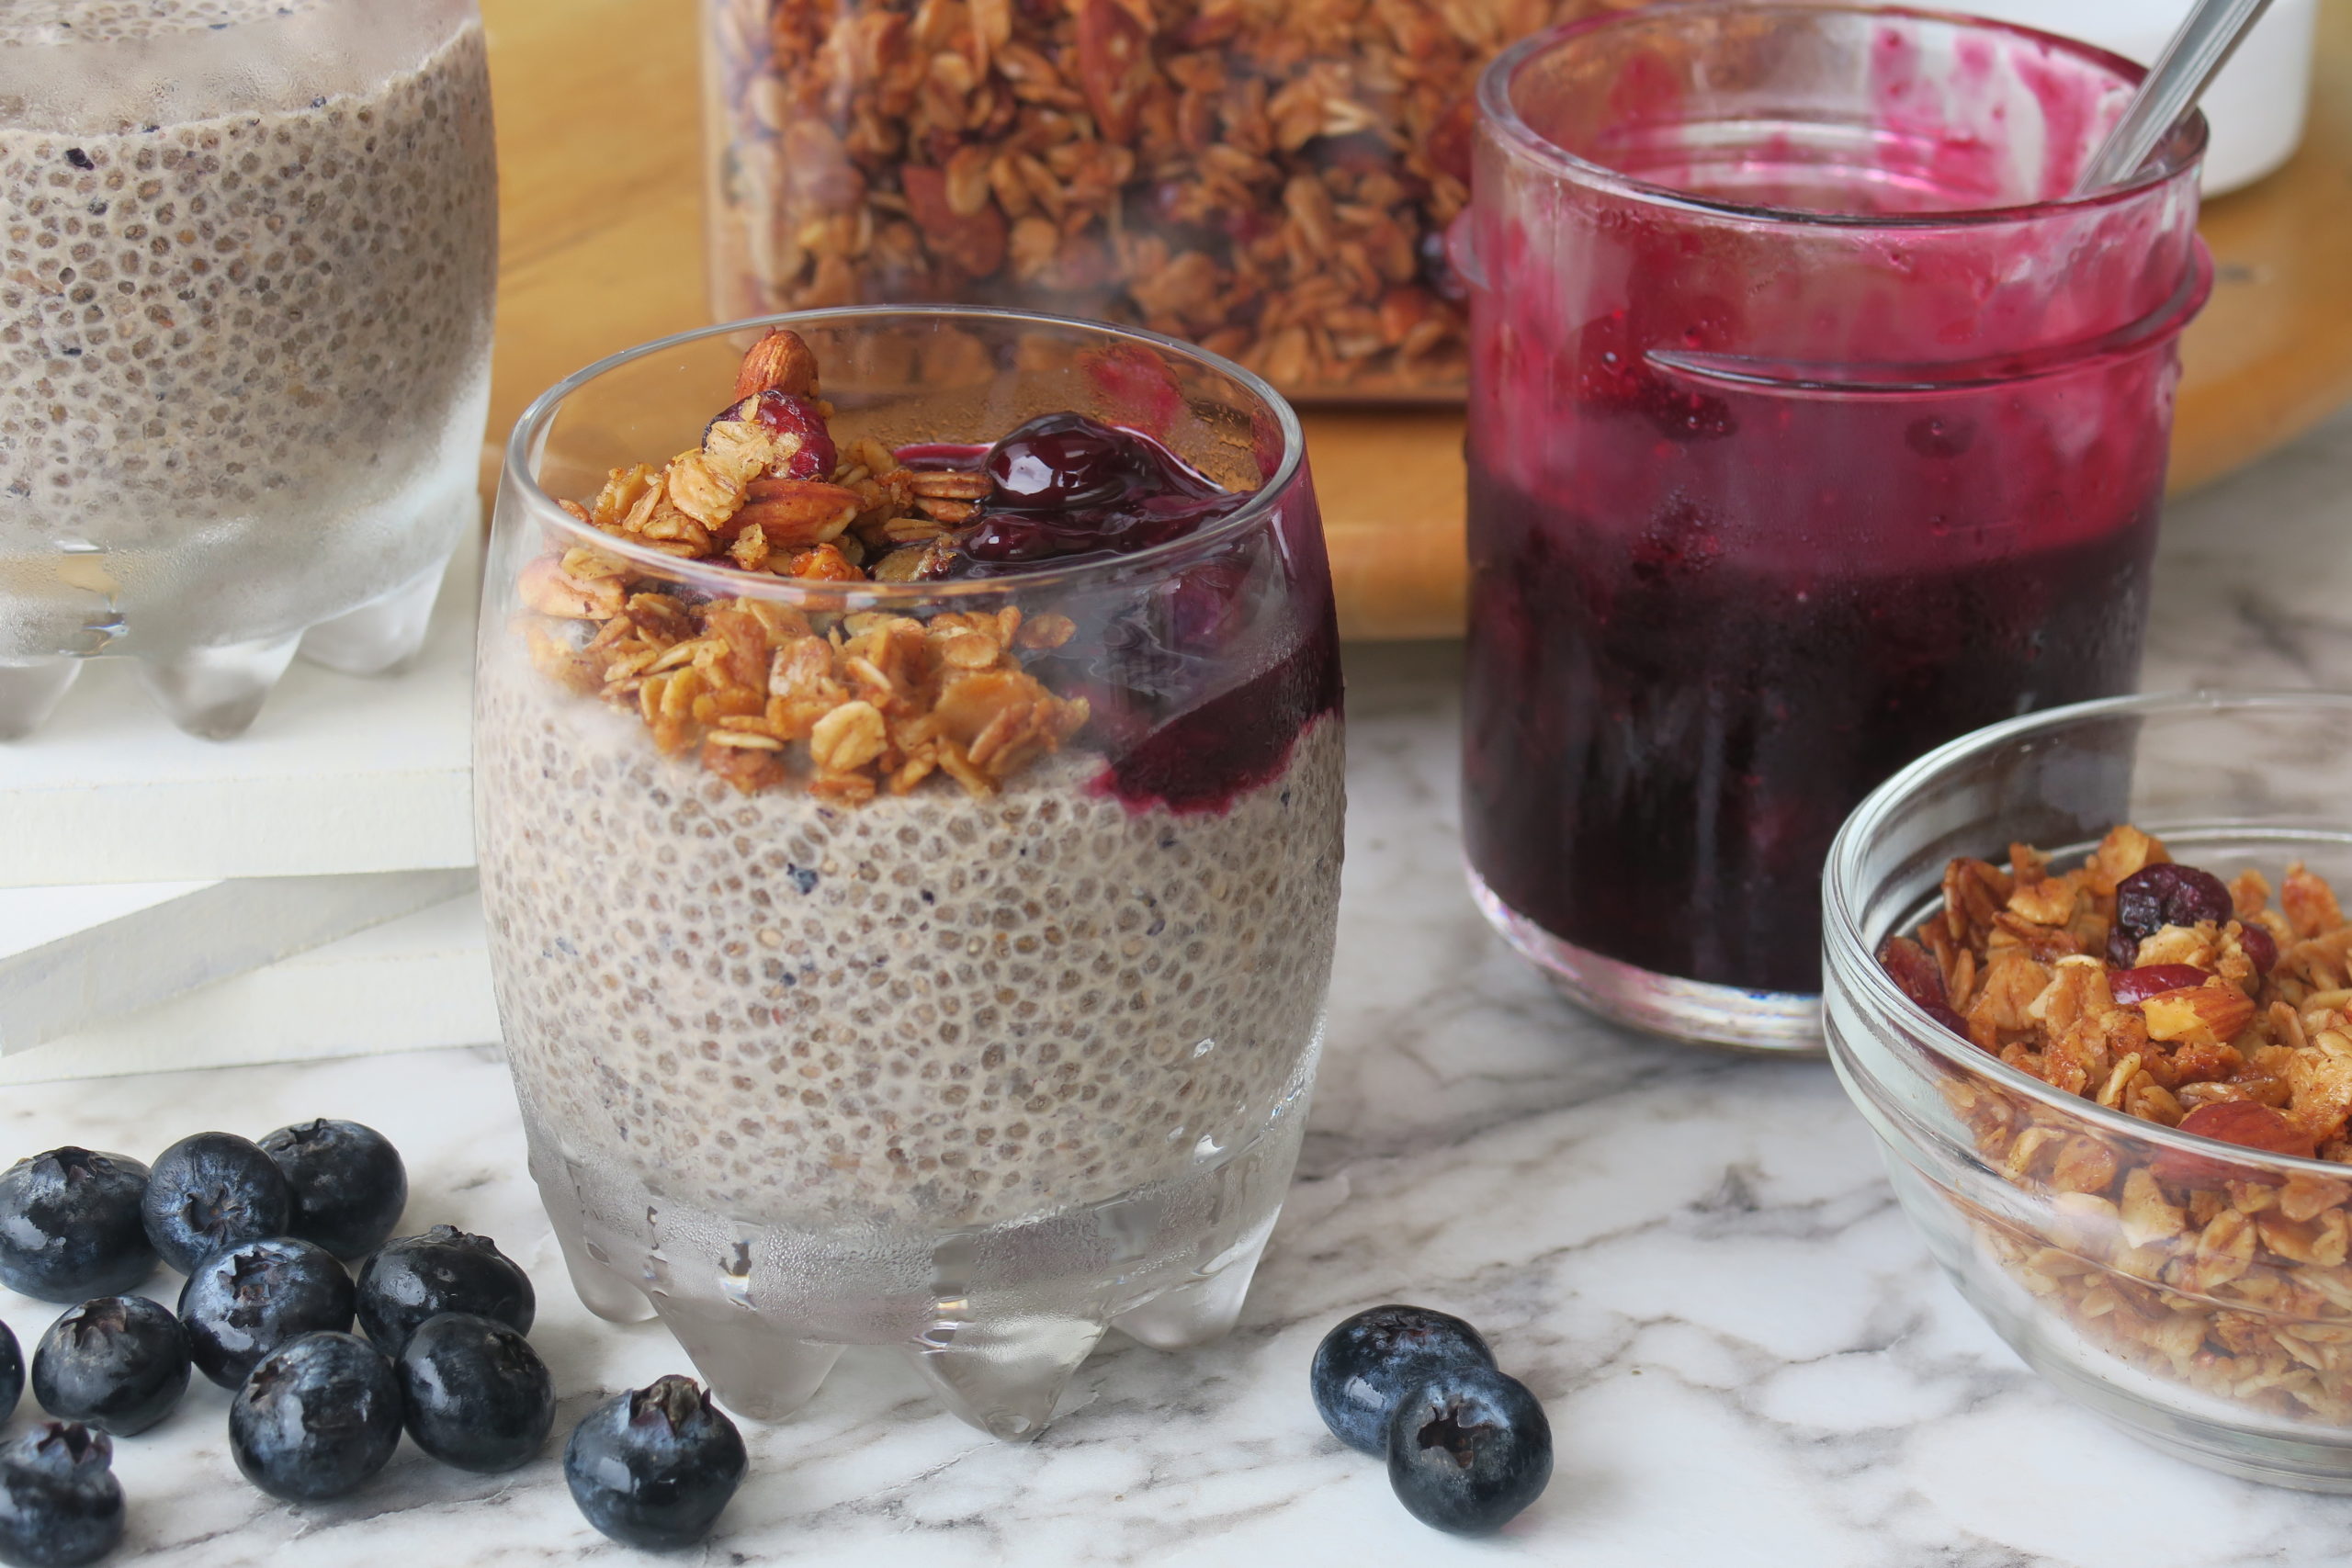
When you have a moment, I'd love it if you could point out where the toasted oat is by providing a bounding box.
[516,329,1095,801]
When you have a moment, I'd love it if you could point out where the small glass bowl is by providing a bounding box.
[1824,690,2352,1490]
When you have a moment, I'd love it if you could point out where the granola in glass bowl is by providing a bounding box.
[1822,691,2352,1486]
[1876,827,2352,1418]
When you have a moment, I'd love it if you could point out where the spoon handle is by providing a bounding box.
[2072,0,2277,195]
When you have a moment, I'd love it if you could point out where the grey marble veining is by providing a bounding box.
[0,406,2347,1564]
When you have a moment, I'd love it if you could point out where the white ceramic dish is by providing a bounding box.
[1956,0,2317,194]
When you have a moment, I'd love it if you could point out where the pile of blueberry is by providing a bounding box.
[0,1123,746,1565]
[1309,1304,1553,1537]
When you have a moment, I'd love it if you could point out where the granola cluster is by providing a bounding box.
[521,329,1089,801]
[707,0,1627,399]
[1883,828,2352,1420]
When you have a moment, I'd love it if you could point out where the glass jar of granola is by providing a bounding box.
[476,307,1343,1439]
[1826,691,2352,1489]
[0,0,496,739]
[702,0,1627,403]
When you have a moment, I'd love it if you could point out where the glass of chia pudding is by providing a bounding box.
[0,0,496,739]
[477,308,1343,1438]
[1456,3,2211,1051]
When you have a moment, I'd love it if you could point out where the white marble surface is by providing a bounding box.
[0,407,2348,1565]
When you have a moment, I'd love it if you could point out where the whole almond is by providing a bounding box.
[734,329,820,400]
[2153,1100,2318,1186]
[732,480,861,547]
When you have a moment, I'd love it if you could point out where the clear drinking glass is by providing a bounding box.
[1455,3,2211,1049]
[0,0,497,739]
[1825,692,2352,1489]
[476,307,1343,1438]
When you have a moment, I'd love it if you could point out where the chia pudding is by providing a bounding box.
[0,0,496,708]
[477,321,1342,1428]
[480,676,1342,1231]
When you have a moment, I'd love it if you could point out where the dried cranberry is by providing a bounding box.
[2238,923,2278,976]
[749,391,836,480]
[2111,863,2233,957]
[1925,1004,1971,1039]
[1875,935,1948,1012]
[2109,964,2213,1006]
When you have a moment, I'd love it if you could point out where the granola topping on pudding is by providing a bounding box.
[519,328,1334,809]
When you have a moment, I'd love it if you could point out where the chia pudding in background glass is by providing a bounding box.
[1456,3,2211,1050]
[0,0,496,739]
[476,308,1342,1439]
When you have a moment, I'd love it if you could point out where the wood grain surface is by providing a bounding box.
[479,0,2352,640]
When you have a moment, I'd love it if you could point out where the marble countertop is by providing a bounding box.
[5,407,2351,1566]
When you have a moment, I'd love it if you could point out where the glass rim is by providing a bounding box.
[1825,687,2352,1178]
[1477,0,2211,231]
[498,304,1309,605]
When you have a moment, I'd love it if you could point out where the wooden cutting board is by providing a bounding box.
[479,0,2352,640]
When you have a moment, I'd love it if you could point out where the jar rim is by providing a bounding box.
[1477,1,2211,231]
[500,304,1309,606]
[1825,688,2352,1177]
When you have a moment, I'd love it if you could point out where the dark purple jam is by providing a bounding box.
[912,413,1249,575]
[1095,626,1341,814]
[905,413,1337,816]
[1463,470,2154,994]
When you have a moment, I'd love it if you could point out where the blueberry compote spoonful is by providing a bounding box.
[936,412,1248,573]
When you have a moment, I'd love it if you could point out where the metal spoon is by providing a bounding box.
[2071,0,2277,194]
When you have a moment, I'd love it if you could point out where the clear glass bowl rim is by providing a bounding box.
[1476,0,2211,231]
[1825,687,2352,1177]
[497,304,1309,605]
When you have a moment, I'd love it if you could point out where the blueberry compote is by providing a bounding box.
[1460,56,2200,1002]
[913,412,1339,815]
[1464,491,2153,993]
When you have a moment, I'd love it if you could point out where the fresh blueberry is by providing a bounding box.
[257,1121,408,1261]
[0,1325,17,1438]
[175,1238,355,1390]
[1310,1304,1496,1455]
[564,1375,747,1550]
[1384,1364,1552,1537]
[228,1331,401,1502]
[0,1424,124,1568]
[397,1313,554,1473]
[30,1297,189,1437]
[354,1226,534,1358]
[138,1134,290,1277]
[0,1151,155,1303]
[0,1324,19,1426]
